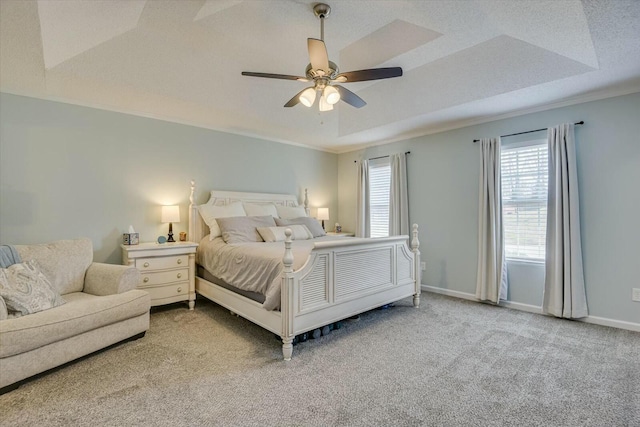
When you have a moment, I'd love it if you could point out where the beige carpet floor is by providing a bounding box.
[1,293,638,426]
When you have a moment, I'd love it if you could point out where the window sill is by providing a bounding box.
[506,258,545,266]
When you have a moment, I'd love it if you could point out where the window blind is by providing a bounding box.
[368,158,391,238]
[501,140,548,260]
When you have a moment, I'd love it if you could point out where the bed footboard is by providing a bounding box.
[280,225,421,360]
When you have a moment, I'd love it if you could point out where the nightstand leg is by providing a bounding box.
[189,299,195,310]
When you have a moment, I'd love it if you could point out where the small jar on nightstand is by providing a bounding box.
[121,241,198,310]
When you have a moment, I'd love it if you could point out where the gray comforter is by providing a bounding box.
[197,236,341,310]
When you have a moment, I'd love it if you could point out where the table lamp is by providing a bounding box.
[317,208,329,230]
[161,205,180,242]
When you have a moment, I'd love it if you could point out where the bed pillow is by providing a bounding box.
[275,205,307,219]
[275,217,326,237]
[243,203,279,218]
[0,260,66,316]
[216,216,277,244]
[257,225,313,242]
[198,202,246,240]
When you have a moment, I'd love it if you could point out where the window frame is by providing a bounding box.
[501,138,548,263]
[368,157,391,238]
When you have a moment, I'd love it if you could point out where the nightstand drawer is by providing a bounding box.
[135,255,188,271]
[146,282,189,301]
[140,268,189,287]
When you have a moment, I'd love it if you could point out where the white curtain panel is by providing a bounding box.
[476,137,508,303]
[543,123,588,318]
[389,153,409,236]
[356,159,370,238]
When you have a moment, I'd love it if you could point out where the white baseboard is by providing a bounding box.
[421,285,478,302]
[421,285,640,332]
[577,316,640,332]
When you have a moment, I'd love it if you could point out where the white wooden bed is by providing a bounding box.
[188,181,421,360]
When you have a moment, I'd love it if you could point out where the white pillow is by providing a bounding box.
[256,225,313,242]
[243,203,279,218]
[275,217,326,237]
[198,202,246,240]
[275,205,307,219]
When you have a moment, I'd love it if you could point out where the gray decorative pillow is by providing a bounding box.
[0,260,66,316]
[216,215,277,244]
[275,217,326,237]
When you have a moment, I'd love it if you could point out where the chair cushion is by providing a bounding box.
[15,238,93,295]
[0,290,150,358]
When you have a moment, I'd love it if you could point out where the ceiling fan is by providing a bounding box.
[241,3,403,111]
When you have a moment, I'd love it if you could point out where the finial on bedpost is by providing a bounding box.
[411,223,421,308]
[304,188,309,216]
[283,229,294,273]
[411,223,420,252]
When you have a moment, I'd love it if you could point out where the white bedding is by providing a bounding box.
[197,235,344,310]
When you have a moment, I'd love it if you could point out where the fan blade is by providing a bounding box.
[334,85,366,108]
[242,72,308,82]
[308,38,329,73]
[284,88,309,107]
[335,67,402,83]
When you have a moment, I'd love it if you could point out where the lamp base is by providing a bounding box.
[167,222,175,242]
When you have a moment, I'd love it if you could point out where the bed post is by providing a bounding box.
[411,223,421,308]
[304,188,310,216]
[280,229,295,360]
[189,180,196,243]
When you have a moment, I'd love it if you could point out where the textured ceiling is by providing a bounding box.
[1,0,639,152]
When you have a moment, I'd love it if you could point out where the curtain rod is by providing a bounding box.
[354,151,411,163]
[472,121,584,143]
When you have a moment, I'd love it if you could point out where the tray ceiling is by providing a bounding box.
[1,0,639,152]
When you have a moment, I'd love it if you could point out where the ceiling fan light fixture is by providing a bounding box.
[241,3,402,111]
[319,94,333,111]
[299,87,317,107]
[324,85,340,104]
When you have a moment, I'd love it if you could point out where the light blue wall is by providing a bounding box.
[338,92,640,325]
[0,93,338,264]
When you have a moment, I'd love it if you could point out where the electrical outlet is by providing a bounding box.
[632,288,640,302]
[420,262,426,271]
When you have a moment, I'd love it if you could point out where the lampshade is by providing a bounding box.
[299,87,317,107]
[317,208,329,221]
[319,94,333,112]
[161,205,180,223]
[323,86,340,105]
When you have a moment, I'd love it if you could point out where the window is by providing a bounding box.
[368,158,390,238]
[501,139,548,260]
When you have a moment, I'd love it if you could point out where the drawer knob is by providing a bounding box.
[177,259,182,264]
[177,287,182,293]
[177,273,182,279]
[143,277,149,283]
[143,262,149,268]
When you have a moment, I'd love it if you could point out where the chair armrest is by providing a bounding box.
[0,296,8,320]
[84,263,140,296]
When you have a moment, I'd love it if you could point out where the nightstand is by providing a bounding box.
[121,242,198,310]
[325,231,355,237]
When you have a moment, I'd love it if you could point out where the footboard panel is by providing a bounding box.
[334,246,394,300]
[294,237,418,318]
[299,253,331,311]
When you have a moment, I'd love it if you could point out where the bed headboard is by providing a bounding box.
[188,180,310,243]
